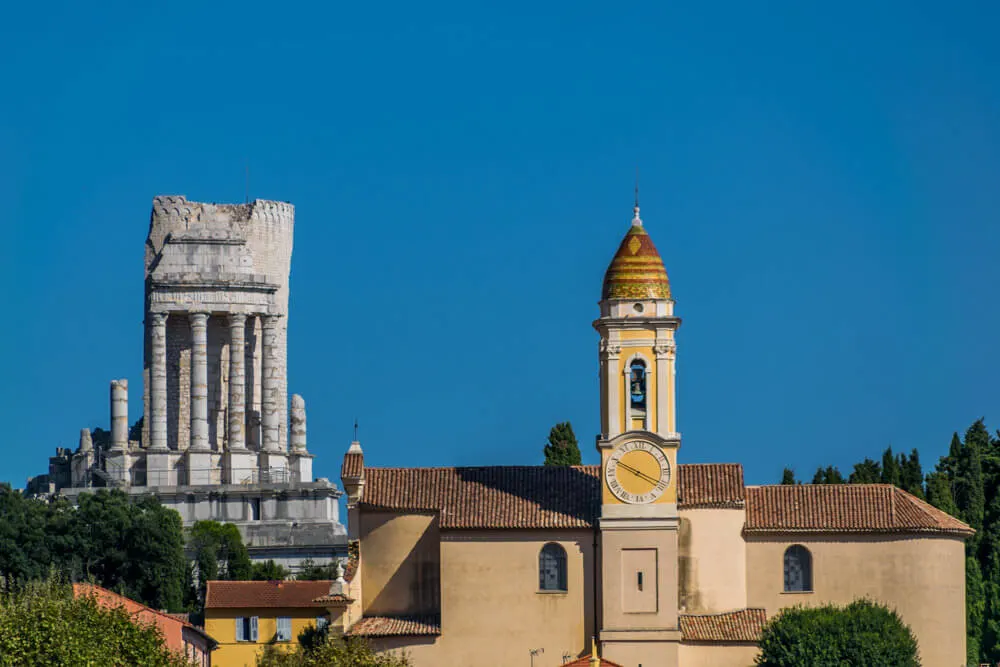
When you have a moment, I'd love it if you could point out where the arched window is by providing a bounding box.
[539,543,567,591]
[629,359,647,412]
[783,545,812,592]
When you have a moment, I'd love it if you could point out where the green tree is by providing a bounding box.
[780,468,798,485]
[252,560,291,581]
[258,633,410,667]
[848,458,881,484]
[880,447,901,487]
[811,466,844,485]
[899,449,924,498]
[955,422,987,550]
[296,559,337,581]
[755,599,919,667]
[0,485,50,587]
[543,421,581,466]
[967,556,986,665]
[0,579,190,667]
[925,471,960,517]
[126,496,187,612]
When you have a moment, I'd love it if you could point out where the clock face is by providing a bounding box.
[605,440,671,504]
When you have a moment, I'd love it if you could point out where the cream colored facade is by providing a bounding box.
[331,203,970,667]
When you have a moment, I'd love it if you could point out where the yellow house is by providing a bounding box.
[205,580,347,667]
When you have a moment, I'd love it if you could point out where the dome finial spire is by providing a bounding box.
[632,167,642,226]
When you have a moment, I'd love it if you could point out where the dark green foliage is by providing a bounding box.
[251,559,291,581]
[755,599,919,666]
[967,556,986,664]
[257,633,411,666]
[899,449,924,498]
[0,488,188,613]
[0,579,190,667]
[810,466,844,484]
[543,421,581,466]
[881,446,902,486]
[925,471,959,517]
[848,458,882,484]
[189,519,254,608]
[296,559,338,581]
[780,468,798,485]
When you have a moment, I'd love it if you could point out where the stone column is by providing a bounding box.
[290,394,306,452]
[261,315,282,452]
[149,312,169,451]
[228,313,247,450]
[189,312,210,451]
[110,379,128,450]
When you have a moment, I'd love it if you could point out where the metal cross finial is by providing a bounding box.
[353,418,358,441]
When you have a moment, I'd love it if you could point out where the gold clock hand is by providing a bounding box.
[617,461,660,486]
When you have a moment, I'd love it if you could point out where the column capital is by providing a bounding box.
[262,313,283,328]
[189,311,210,324]
[149,312,168,326]
[227,312,248,327]
[600,340,621,359]
[653,342,676,359]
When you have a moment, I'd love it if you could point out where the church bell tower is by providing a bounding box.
[595,199,682,666]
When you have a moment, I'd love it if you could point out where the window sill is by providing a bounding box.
[537,590,568,595]
[781,590,814,595]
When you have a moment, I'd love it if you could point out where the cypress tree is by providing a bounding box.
[780,468,798,485]
[925,471,960,517]
[968,556,986,665]
[543,422,582,466]
[899,449,924,498]
[811,466,844,484]
[881,447,901,486]
[955,422,987,553]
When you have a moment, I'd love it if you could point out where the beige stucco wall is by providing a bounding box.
[679,642,758,667]
[369,529,596,667]
[746,533,966,667]
[360,511,440,616]
[678,508,747,613]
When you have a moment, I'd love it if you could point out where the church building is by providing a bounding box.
[331,201,970,666]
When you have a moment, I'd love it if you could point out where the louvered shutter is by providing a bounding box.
[235,617,244,642]
[250,616,259,641]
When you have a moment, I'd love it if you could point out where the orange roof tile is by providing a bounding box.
[359,464,745,529]
[204,580,332,609]
[346,615,441,637]
[745,484,974,536]
[680,608,767,642]
[342,451,364,479]
[678,463,745,508]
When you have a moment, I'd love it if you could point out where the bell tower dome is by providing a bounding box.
[595,202,681,441]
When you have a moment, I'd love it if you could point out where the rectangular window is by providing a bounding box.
[316,616,330,630]
[236,616,259,642]
[249,498,261,521]
[276,616,292,642]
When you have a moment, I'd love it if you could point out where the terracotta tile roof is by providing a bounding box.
[745,484,974,536]
[346,615,441,637]
[312,593,353,604]
[561,657,623,667]
[342,451,364,479]
[678,463,745,508]
[362,466,600,529]
[680,608,767,642]
[360,464,745,529]
[204,580,331,609]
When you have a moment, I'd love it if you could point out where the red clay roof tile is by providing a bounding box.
[680,608,767,642]
[744,484,973,536]
[346,615,441,637]
[204,580,332,609]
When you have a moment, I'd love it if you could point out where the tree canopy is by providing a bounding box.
[755,599,919,667]
[781,417,1000,664]
[543,421,581,466]
[0,580,190,667]
[0,487,188,613]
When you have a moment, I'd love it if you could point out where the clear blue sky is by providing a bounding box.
[2,1,998,488]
